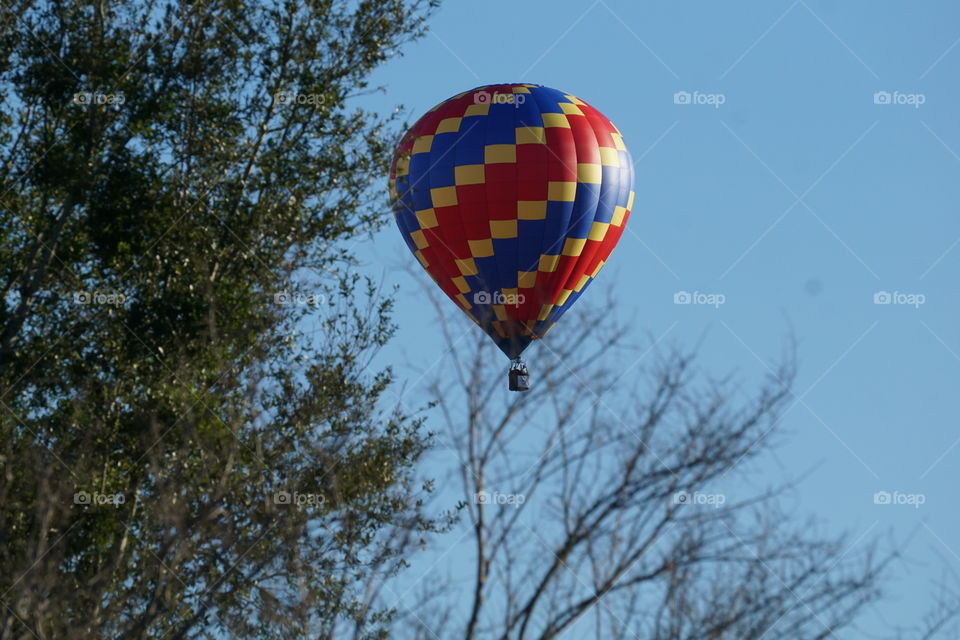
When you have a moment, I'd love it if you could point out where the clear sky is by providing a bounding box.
[350,1,960,636]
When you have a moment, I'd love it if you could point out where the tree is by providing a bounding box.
[0,0,441,637]
[386,274,959,640]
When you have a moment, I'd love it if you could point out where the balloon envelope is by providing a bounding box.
[390,83,635,358]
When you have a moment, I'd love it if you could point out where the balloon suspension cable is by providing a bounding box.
[508,357,530,392]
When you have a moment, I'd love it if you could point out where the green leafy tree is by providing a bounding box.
[0,0,440,637]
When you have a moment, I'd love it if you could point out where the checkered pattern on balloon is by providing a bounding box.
[390,84,635,390]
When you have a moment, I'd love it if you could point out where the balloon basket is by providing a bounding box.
[508,358,530,392]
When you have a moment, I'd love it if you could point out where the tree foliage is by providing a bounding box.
[0,0,439,637]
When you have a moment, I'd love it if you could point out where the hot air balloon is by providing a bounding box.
[389,83,635,391]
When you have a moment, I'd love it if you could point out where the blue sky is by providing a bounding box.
[351,1,960,636]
